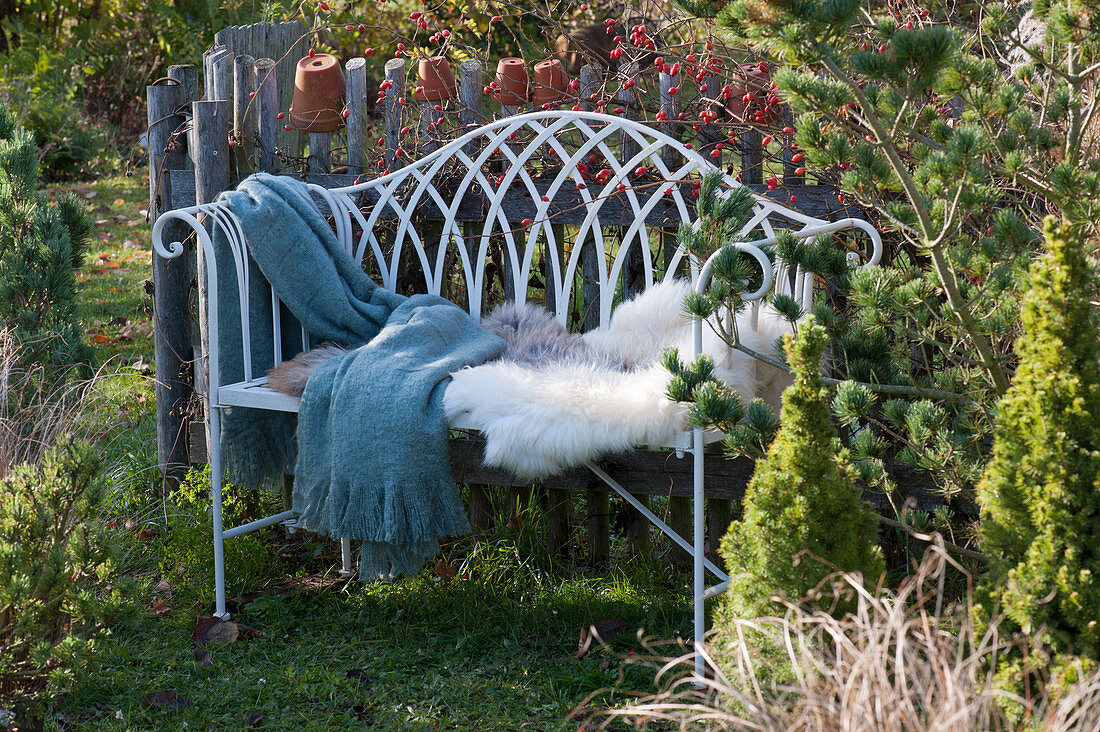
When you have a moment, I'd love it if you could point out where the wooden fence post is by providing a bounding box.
[255,58,278,173]
[383,58,406,171]
[345,57,368,176]
[456,59,494,533]
[191,100,232,461]
[233,54,256,174]
[577,63,611,564]
[210,49,234,103]
[697,73,723,159]
[308,132,331,175]
[148,81,192,484]
[659,67,680,172]
[459,60,482,143]
[578,63,601,334]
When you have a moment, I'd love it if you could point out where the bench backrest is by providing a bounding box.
[152,111,882,388]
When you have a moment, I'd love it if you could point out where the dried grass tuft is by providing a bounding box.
[603,539,1100,731]
[0,330,135,475]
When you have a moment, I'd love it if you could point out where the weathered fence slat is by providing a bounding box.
[190,100,232,460]
[383,58,406,170]
[148,81,192,483]
[255,58,278,173]
[345,57,368,175]
[233,54,256,174]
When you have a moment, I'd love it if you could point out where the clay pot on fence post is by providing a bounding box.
[725,63,780,125]
[489,57,530,110]
[289,53,346,133]
[418,56,457,101]
[531,59,568,109]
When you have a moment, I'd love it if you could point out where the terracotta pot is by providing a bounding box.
[489,57,529,106]
[418,56,457,102]
[725,63,780,125]
[290,53,346,133]
[531,58,567,106]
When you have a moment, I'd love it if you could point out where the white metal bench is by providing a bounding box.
[152,110,882,670]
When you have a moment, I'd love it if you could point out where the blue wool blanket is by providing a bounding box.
[215,173,506,579]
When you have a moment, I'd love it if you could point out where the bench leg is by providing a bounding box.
[340,537,354,578]
[693,427,705,680]
[210,405,229,620]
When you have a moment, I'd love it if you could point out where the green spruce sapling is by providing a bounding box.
[719,318,884,618]
[975,218,1100,677]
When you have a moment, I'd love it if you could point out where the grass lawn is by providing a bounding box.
[43,168,694,731]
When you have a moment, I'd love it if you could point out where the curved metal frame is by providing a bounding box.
[153,111,884,673]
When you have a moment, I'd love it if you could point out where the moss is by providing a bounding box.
[719,318,884,619]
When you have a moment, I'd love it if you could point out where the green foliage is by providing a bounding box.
[0,103,93,372]
[719,319,884,618]
[674,0,1100,509]
[663,347,746,432]
[0,440,135,705]
[975,219,1100,668]
[159,467,276,603]
[0,41,118,180]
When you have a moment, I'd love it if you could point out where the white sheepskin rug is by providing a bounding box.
[442,278,793,478]
[268,278,794,480]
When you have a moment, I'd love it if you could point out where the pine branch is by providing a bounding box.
[817,57,1010,393]
[726,338,978,404]
[877,513,989,562]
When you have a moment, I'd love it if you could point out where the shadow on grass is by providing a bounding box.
[58,542,693,731]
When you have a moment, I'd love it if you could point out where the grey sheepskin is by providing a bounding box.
[267,302,626,397]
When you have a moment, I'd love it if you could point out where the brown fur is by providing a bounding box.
[266,344,351,397]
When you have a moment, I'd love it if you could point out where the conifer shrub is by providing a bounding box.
[719,319,884,618]
[975,218,1100,678]
[0,102,93,373]
[0,440,135,714]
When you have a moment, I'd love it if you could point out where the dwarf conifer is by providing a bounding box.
[975,218,1100,662]
[720,319,883,618]
[0,103,92,371]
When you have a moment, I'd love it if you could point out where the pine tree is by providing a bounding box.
[719,318,883,618]
[0,102,93,371]
[668,0,1100,509]
[975,218,1100,662]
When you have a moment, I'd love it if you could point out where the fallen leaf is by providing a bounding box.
[433,558,457,584]
[113,197,125,206]
[345,668,371,686]
[90,334,114,344]
[204,620,240,645]
[143,690,190,710]
[193,648,213,667]
[190,615,220,644]
[155,580,174,595]
[573,617,628,659]
[119,324,135,340]
[150,597,172,615]
[244,712,264,727]
[108,316,129,326]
